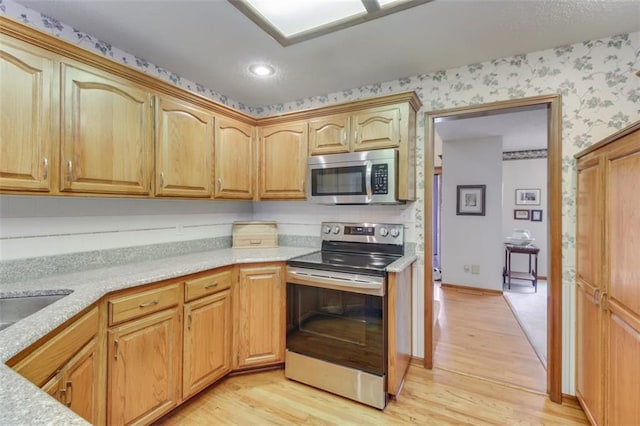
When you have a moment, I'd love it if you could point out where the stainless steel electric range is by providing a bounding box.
[285,222,404,409]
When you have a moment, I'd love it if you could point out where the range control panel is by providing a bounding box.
[321,222,403,245]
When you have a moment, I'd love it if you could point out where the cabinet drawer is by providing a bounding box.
[109,283,180,325]
[185,268,232,302]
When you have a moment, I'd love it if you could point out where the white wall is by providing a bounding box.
[0,196,252,260]
[441,137,503,291]
[502,158,548,276]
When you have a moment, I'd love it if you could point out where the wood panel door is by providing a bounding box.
[352,105,402,151]
[258,122,307,200]
[214,117,254,199]
[155,96,213,197]
[575,154,604,425]
[234,264,284,368]
[308,114,350,155]
[60,62,153,195]
[604,129,640,425]
[0,35,54,192]
[183,289,232,399]
[108,308,181,426]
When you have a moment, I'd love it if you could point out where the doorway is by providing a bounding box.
[422,95,563,402]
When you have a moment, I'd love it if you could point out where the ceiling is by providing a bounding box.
[436,107,548,152]
[16,0,640,108]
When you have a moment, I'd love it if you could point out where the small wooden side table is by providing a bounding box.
[503,244,539,292]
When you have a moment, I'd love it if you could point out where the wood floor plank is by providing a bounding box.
[433,284,548,392]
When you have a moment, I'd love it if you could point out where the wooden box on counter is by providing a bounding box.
[232,221,278,248]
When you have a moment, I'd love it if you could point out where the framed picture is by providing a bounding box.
[514,209,530,220]
[531,209,543,222]
[456,185,486,216]
[515,188,541,205]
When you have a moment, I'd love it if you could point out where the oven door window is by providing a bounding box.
[286,283,385,376]
[311,166,366,196]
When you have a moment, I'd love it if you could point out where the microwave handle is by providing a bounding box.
[365,161,372,201]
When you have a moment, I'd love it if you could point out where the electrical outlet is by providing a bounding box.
[464,264,470,272]
[471,264,480,274]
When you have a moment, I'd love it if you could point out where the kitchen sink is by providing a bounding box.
[0,293,71,331]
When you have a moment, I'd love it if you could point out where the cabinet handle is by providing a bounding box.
[593,288,601,306]
[43,157,48,180]
[205,282,219,290]
[139,299,160,308]
[187,312,192,331]
[342,129,346,143]
[65,381,72,407]
[114,339,119,360]
[59,387,67,404]
[67,160,73,182]
[160,172,165,188]
[354,130,359,143]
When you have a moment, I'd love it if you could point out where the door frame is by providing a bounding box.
[422,94,562,403]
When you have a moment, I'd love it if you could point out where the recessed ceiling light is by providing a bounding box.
[249,63,275,77]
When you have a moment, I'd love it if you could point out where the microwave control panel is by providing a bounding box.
[372,164,388,194]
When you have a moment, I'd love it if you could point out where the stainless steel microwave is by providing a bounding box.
[307,149,401,204]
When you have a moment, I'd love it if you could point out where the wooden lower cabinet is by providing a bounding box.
[183,289,232,399]
[234,263,285,368]
[8,306,104,424]
[107,307,182,426]
[43,337,100,424]
[387,263,413,396]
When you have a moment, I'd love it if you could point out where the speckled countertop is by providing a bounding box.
[0,246,416,425]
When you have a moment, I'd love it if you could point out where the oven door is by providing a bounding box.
[286,268,387,376]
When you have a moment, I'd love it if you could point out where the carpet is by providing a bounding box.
[503,280,547,367]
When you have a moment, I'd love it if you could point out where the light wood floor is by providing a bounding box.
[434,284,548,392]
[157,284,585,425]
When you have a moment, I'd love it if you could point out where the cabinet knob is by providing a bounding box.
[160,172,165,188]
[43,157,48,180]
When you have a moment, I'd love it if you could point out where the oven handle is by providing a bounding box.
[365,161,373,202]
[287,268,385,296]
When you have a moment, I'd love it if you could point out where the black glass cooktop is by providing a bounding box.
[287,250,399,276]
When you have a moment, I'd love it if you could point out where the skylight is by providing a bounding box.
[230,0,432,46]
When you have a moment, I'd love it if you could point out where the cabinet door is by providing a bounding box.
[235,264,284,368]
[214,117,254,199]
[108,308,181,426]
[604,130,640,425]
[63,337,99,424]
[155,96,213,197]
[183,289,232,399]
[308,114,350,155]
[60,62,153,195]
[352,105,402,151]
[0,36,54,192]
[575,154,604,425]
[259,122,307,199]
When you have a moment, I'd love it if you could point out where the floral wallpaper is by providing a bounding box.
[1,0,639,392]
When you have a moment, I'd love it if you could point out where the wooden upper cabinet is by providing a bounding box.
[0,35,54,192]
[155,96,213,197]
[259,122,308,200]
[308,114,350,155]
[352,104,403,151]
[215,117,255,199]
[60,62,153,195]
